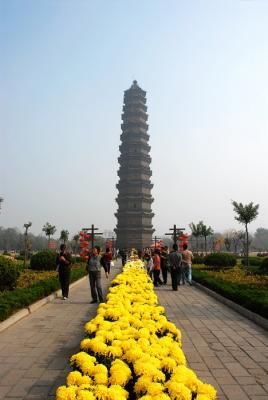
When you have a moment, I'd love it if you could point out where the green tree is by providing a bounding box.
[189,222,202,252]
[199,222,214,253]
[232,201,259,267]
[42,222,56,248]
[252,228,268,251]
[60,229,69,244]
[72,234,80,254]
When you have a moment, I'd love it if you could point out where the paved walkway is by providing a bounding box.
[0,263,267,400]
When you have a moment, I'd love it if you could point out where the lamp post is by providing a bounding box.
[23,222,32,269]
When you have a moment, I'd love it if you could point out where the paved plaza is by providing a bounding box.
[0,261,267,400]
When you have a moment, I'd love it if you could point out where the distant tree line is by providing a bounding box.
[0,226,106,253]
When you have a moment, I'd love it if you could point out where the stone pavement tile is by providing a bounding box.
[217,395,228,400]
[235,376,257,385]
[248,368,268,378]
[221,384,250,399]
[0,386,12,400]
[235,356,261,369]
[224,362,250,377]
[245,350,268,362]
[211,369,233,378]
[188,362,209,371]
[6,378,36,398]
[0,369,25,385]
[0,365,11,379]
[249,397,268,400]
[16,357,37,370]
[24,367,46,379]
[201,356,224,369]
[242,384,267,396]
[193,371,213,379]
[216,376,237,385]
[259,362,268,372]
[28,385,51,396]
[245,337,266,347]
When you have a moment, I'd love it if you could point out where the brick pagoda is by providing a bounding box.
[115,80,154,251]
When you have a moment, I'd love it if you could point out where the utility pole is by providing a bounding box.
[23,222,32,269]
[152,235,162,249]
[165,224,185,245]
[82,224,103,250]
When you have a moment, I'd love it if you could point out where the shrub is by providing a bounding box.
[192,254,205,265]
[260,257,268,273]
[72,255,82,264]
[192,269,268,318]
[30,250,57,271]
[0,256,20,291]
[0,265,87,321]
[241,257,263,267]
[204,253,237,268]
[257,252,268,257]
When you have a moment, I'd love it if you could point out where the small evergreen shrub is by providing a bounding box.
[72,256,82,264]
[241,257,263,267]
[30,250,57,271]
[260,257,268,274]
[0,256,20,291]
[204,253,237,268]
[192,255,205,265]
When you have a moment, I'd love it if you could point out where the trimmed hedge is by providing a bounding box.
[241,257,263,267]
[204,253,237,268]
[192,255,205,265]
[260,257,268,273]
[192,269,268,319]
[30,250,57,271]
[0,256,20,291]
[0,265,87,321]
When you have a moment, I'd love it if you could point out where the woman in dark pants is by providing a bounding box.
[57,244,71,300]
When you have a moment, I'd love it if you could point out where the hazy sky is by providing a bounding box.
[1,0,268,238]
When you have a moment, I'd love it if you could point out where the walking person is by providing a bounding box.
[160,246,169,284]
[119,249,127,266]
[56,244,72,300]
[86,246,108,304]
[103,247,113,274]
[168,244,182,291]
[153,249,163,287]
[182,243,193,285]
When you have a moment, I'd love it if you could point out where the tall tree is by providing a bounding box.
[0,197,3,213]
[42,222,56,248]
[252,228,268,251]
[200,222,214,253]
[189,222,202,252]
[232,201,259,267]
[72,234,80,254]
[60,230,69,244]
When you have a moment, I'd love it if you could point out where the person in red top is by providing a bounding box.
[104,247,113,274]
[153,249,163,287]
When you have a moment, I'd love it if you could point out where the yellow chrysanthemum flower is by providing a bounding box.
[196,381,217,400]
[66,371,92,386]
[94,373,108,385]
[56,385,77,400]
[77,390,96,400]
[165,381,192,400]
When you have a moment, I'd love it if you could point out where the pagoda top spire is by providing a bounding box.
[125,80,146,96]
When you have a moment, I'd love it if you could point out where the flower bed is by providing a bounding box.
[0,265,87,321]
[56,261,217,400]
